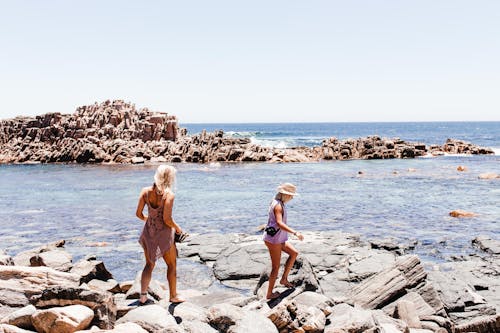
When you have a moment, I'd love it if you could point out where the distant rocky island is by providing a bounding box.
[0,100,494,164]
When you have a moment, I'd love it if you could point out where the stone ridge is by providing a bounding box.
[0,100,494,164]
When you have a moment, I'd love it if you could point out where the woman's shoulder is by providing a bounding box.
[164,190,175,199]
[140,186,153,196]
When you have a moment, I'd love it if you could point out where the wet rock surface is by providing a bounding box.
[0,101,494,164]
[0,233,499,332]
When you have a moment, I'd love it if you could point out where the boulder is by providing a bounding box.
[0,250,13,266]
[208,303,277,333]
[70,258,113,284]
[31,287,116,329]
[0,266,80,297]
[181,321,218,333]
[31,305,94,333]
[394,300,422,328]
[0,289,30,308]
[75,322,149,333]
[13,240,66,266]
[115,305,178,332]
[449,210,477,218]
[0,305,36,329]
[324,303,376,332]
[478,172,499,179]
[293,291,334,316]
[87,279,121,294]
[454,314,500,333]
[30,249,73,272]
[0,324,35,333]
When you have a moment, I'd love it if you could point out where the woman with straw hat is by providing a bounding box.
[263,183,304,300]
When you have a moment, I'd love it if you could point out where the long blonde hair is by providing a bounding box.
[154,165,176,196]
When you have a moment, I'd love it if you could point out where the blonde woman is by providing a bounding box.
[263,183,304,300]
[136,165,184,304]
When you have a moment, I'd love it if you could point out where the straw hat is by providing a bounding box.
[277,183,299,196]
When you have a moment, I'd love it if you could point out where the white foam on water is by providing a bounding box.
[250,137,288,148]
[16,209,45,214]
[492,147,500,155]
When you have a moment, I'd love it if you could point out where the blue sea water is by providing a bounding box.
[182,121,500,150]
[0,122,499,288]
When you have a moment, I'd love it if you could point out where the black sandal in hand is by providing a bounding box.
[175,231,189,243]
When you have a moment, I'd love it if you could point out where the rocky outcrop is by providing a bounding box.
[1,233,499,332]
[0,100,178,164]
[0,100,495,164]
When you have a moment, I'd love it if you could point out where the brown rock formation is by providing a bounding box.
[0,101,495,164]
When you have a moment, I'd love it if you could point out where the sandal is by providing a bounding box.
[138,298,155,306]
[266,292,280,300]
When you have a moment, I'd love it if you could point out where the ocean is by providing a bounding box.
[0,121,499,289]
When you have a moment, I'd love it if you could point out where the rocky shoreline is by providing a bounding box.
[1,232,499,333]
[0,100,495,164]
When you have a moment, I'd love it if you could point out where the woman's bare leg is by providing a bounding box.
[140,249,155,303]
[163,244,184,303]
[265,241,282,299]
[280,241,298,287]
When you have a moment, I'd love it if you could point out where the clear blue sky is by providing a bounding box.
[1,1,499,122]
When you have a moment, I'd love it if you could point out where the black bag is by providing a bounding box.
[265,226,280,237]
[175,231,189,243]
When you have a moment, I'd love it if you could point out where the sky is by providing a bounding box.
[0,1,499,123]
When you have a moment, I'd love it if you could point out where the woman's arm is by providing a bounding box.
[162,193,182,234]
[135,188,148,222]
[274,204,304,240]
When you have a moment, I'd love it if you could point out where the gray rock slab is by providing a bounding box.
[472,236,500,255]
[349,255,426,309]
[164,301,208,324]
[383,291,436,318]
[116,305,178,333]
[318,271,352,303]
[348,252,396,281]
[187,291,246,308]
[178,233,239,261]
[213,244,268,280]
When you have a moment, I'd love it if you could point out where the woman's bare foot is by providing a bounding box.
[169,296,185,303]
[266,291,280,300]
[139,293,148,303]
[279,279,295,288]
